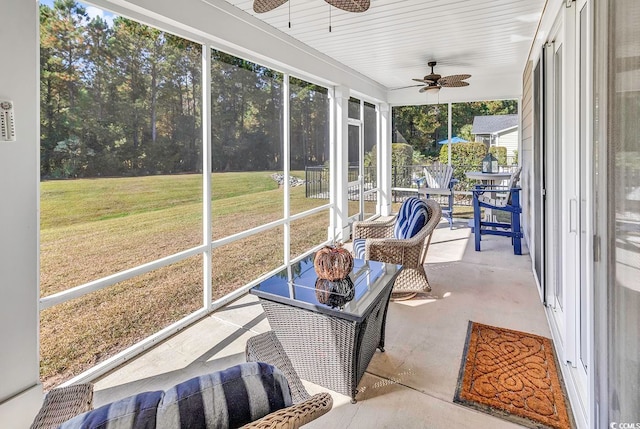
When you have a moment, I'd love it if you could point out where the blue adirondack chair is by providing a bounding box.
[471,167,523,255]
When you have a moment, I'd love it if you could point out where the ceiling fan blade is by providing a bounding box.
[253,0,288,13]
[390,84,425,91]
[325,0,370,12]
[440,81,470,88]
[438,74,471,85]
[419,85,441,93]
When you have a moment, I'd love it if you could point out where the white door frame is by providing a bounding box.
[572,0,594,426]
[544,3,593,427]
[347,118,364,223]
[544,13,567,347]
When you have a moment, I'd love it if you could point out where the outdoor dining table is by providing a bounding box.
[464,170,513,184]
[465,171,513,222]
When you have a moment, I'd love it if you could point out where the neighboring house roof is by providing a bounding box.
[472,114,518,135]
[437,136,468,144]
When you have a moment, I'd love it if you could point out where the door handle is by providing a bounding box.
[569,198,577,233]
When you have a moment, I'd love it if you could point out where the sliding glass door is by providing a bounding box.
[594,0,640,424]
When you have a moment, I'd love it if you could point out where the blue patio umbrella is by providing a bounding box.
[437,136,468,144]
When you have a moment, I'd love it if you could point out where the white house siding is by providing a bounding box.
[521,61,533,255]
[496,128,519,160]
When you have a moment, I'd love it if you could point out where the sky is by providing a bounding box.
[40,0,116,26]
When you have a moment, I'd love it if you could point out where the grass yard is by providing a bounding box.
[39,171,330,389]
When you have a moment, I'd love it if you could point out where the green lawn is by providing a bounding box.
[40,172,465,388]
[40,171,283,229]
[39,171,328,388]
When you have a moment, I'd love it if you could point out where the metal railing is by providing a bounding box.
[305,165,377,199]
[305,163,519,206]
[305,166,329,198]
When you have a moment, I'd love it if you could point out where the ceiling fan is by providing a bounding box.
[408,61,471,92]
[253,0,370,13]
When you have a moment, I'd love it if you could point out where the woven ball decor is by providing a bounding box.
[313,243,353,281]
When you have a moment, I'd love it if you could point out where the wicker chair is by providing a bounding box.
[30,383,94,429]
[352,198,442,299]
[245,331,334,427]
[31,354,332,429]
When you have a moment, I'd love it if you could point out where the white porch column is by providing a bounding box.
[447,102,453,166]
[378,102,392,216]
[331,86,350,241]
[0,1,43,426]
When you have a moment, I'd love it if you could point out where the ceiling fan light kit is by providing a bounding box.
[419,84,441,93]
[410,61,471,93]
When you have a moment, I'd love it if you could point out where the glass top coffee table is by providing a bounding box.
[250,254,402,403]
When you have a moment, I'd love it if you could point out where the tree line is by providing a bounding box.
[41,0,512,179]
[40,0,330,179]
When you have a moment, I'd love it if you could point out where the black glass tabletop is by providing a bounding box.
[250,253,402,322]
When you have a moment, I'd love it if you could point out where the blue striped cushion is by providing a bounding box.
[59,391,163,428]
[157,362,292,428]
[353,238,366,260]
[393,197,429,239]
[59,362,292,429]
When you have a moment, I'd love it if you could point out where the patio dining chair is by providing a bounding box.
[351,197,442,299]
[472,166,523,255]
[475,166,521,208]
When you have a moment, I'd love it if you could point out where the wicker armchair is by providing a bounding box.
[31,345,332,429]
[245,331,333,428]
[352,198,442,298]
[30,383,94,429]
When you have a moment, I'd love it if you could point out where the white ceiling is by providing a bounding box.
[221,0,546,104]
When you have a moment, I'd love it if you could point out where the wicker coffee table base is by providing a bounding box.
[257,285,393,403]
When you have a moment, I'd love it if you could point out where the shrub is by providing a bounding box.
[439,142,487,189]
[489,146,507,165]
[439,142,486,166]
[392,143,413,167]
[412,150,427,165]
[392,143,414,187]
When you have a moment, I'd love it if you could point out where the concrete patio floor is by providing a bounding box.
[92,219,551,429]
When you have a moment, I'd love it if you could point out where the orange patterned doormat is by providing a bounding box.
[454,322,572,429]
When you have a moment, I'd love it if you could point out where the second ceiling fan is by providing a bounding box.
[411,61,471,92]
